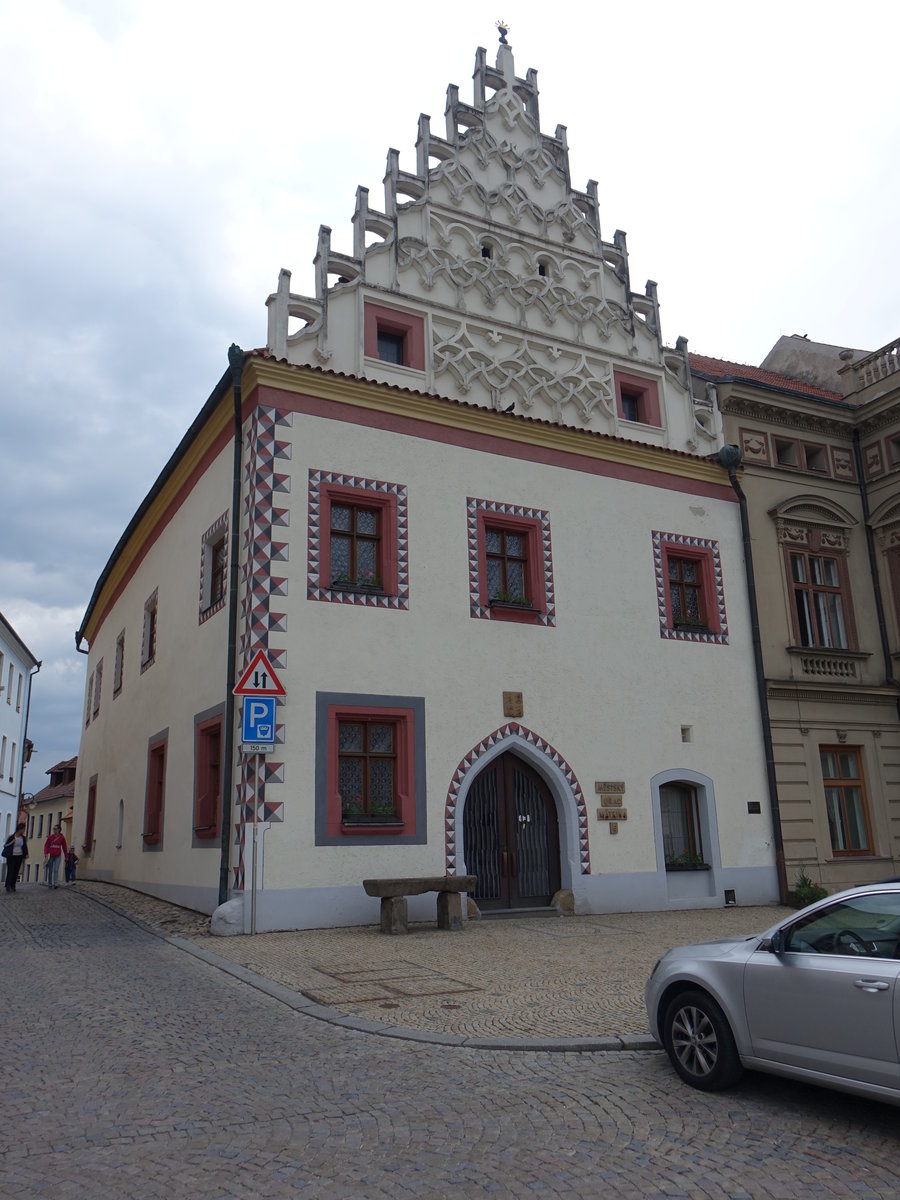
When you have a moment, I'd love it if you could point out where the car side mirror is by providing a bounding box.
[768,930,785,955]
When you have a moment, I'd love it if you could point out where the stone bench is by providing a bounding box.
[363,875,477,934]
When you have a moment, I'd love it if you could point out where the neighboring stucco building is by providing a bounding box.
[695,335,900,894]
[73,35,778,930]
[22,757,76,883]
[0,609,39,851]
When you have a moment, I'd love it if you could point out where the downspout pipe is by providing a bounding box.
[851,430,900,719]
[717,445,789,904]
[17,660,42,819]
[219,343,245,907]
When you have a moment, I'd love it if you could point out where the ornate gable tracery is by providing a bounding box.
[266,34,720,452]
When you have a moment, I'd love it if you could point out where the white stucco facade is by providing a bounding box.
[74,36,778,929]
[0,610,39,849]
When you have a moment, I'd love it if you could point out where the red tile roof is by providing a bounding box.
[689,353,842,401]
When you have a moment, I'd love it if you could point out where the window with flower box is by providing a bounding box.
[467,498,556,626]
[652,532,728,644]
[307,471,409,608]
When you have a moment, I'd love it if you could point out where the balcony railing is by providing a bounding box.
[841,336,900,393]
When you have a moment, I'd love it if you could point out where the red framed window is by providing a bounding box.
[338,718,399,823]
[485,525,529,605]
[614,369,661,427]
[210,538,227,605]
[143,736,167,846]
[468,499,555,626]
[653,532,728,644]
[141,589,158,671]
[667,556,706,627]
[194,716,223,840]
[308,472,409,606]
[324,702,417,837]
[364,303,425,371]
[83,776,97,852]
[330,501,382,590]
[820,747,873,856]
[788,549,852,649]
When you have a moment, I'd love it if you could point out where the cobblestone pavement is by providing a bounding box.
[76,880,794,1045]
[4,884,900,1199]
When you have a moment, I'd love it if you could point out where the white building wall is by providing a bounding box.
[0,616,37,849]
[75,438,235,910]
[246,392,776,930]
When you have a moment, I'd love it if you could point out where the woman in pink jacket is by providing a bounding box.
[44,824,68,889]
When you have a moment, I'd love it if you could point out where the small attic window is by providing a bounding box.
[774,438,799,468]
[802,444,827,474]
[481,244,492,260]
[363,302,425,372]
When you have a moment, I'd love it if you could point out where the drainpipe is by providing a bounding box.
[17,660,42,821]
[219,343,245,907]
[717,445,789,903]
[851,431,900,719]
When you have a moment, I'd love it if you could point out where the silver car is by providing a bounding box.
[645,883,900,1105]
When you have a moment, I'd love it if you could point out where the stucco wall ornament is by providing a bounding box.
[265,37,712,454]
[432,319,615,423]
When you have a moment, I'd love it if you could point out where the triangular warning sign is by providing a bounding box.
[234,650,285,696]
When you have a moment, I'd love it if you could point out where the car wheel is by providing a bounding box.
[662,989,743,1091]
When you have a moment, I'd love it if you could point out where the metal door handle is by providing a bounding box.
[501,851,508,877]
[854,979,890,992]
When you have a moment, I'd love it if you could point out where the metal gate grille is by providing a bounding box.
[513,766,551,899]
[463,766,502,901]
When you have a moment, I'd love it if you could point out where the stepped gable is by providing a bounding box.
[266,32,721,453]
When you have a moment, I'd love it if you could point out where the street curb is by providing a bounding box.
[168,935,661,1053]
[75,889,660,1052]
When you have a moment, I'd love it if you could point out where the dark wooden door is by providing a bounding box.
[463,752,561,911]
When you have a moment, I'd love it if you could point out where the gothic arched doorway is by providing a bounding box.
[463,751,561,911]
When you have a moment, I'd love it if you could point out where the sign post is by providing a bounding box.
[234,651,285,935]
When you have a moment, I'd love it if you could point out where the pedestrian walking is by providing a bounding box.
[3,822,29,892]
[44,824,68,890]
[65,846,79,885]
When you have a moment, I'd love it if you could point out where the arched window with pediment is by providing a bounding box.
[769,495,859,652]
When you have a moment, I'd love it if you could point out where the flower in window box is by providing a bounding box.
[489,589,531,608]
[340,794,365,818]
[665,850,710,871]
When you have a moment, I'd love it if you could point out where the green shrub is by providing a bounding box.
[788,871,828,909]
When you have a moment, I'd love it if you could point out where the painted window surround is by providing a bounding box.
[652,531,728,644]
[614,368,661,427]
[199,511,229,624]
[314,692,427,845]
[307,470,410,609]
[467,498,556,626]
[364,302,426,372]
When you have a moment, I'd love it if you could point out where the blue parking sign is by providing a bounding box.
[242,697,276,752]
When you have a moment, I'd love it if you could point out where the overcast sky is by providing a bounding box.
[3,0,899,792]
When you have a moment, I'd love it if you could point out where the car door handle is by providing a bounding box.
[854,979,890,992]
